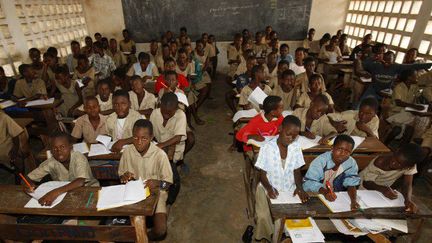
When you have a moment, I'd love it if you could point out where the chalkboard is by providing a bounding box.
[121,0,312,42]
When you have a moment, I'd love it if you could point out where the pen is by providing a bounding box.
[86,192,94,208]
[325,181,335,198]
[257,128,263,137]
[19,173,32,190]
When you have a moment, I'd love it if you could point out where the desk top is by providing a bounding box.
[304,137,390,154]
[270,195,432,220]
[26,99,64,109]
[0,185,158,217]
[325,60,354,65]
[14,118,33,128]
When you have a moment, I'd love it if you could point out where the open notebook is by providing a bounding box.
[270,191,302,204]
[97,179,150,210]
[284,217,325,243]
[88,135,116,157]
[25,181,69,208]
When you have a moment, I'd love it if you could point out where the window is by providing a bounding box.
[344,0,427,63]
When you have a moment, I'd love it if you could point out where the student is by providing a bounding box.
[105,89,143,152]
[107,38,128,69]
[192,39,211,107]
[75,79,113,116]
[264,26,273,43]
[318,35,342,67]
[50,66,83,117]
[292,94,337,143]
[208,34,219,78]
[100,37,109,53]
[155,44,171,72]
[271,69,300,110]
[303,134,360,210]
[72,96,107,144]
[238,65,272,111]
[169,40,179,60]
[276,44,293,64]
[303,28,315,51]
[119,29,137,64]
[227,33,243,78]
[294,74,334,112]
[254,115,308,242]
[73,54,96,97]
[129,75,157,117]
[150,92,187,163]
[295,57,326,93]
[29,48,44,79]
[0,110,28,171]
[0,66,16,100]
[289,47,306,75]
[13,64,47,100]
[149,40,160,63]
[360,143,423,213]
[155,57,190,94]
[112,68,130,91]
[176,47,195,79]
[118,119,173,240]
[82,36,93,57]
[66,41,81,73]
[339,34,351,56]
[94,32,102,42]
[264,52,278,89]
[352,45,373,103]
[41,52,60,87]
[177,27,191,45]
[385,69,422,145]
[26,131,99,206]
[253,31,269,57]
[350,34,372,60]
[329,97,380,138]
[236,96,284,154]
[127,52,159,81]
[89,41,116,80]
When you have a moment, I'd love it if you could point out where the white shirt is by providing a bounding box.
[116,118,126,140]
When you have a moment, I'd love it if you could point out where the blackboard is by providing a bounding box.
[121,0,312,42]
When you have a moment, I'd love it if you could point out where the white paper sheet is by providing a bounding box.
[357,190,404,208]
[96,135,112,148]
[282,110,293,117]
[360,77,372,83]
[76,79,84,88]
[286,217,325,243]
[175,92,189,107]
[318,192,352,213]
[405,104,429,113]
[25,181,69,208]
[297,136,322,150]
[330,219,368,237]
[72,142,89,154]
[88,144,111,157]
[270,191,302,204]
[0,100,16,109]
[246,136,277,148]
[247,87,268,107]
[232,109,258,123]
[25,98,55,107]
[97,178,148,210]
[371,219,408,233]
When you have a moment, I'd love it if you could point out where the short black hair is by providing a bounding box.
[97,78,111,89]
[359,97,379,112]
[164,57,176,65]
[93,41,103,49]
[164,70,177,78]
[130,75,142,83]
[29,47,40,54]
[278,60,290,68]
[280,43,289,49]
[281,69,295,78]
[309,74,323,84]
[282,115,301,128]
[18,64,31,76]
[398,143,424,167]
[309,28,315,32]
[133,119,153,135]
[251,65,264,80]
[113,68,126,79]
[84,95,98,104]
[246,55,257,63]
[49,130,72,144]
[312,93,330,106]
[101,37,108,42]
[303,56,315,65]
[138,52,150,62]
[333,134,355,150]
[77,54,88,61]
[399,69,416,82]
[295,47,305,53]
[70,40,79,46]
[160,92,178,108]
[180,26,187,32]
[113,89,129,100]
[47,47,58,56]
[177,47,187,55]
[263,95,282,114]
[54,65,70,76]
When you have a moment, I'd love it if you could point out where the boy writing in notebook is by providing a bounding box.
[25,131,99,206]
[360,143,423,213]
[105,89,143,152]
[119,119,173,240]
[254,115,308,242]
[303,134,360,210]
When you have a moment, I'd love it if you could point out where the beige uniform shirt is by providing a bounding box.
[253,43,269,56]
[422,126,432,148]
[78,94,112,112]
[0,111,24,164]
[176,62,195,77]
[13,78,47,98]
[56,80,79,117]
[292,108,336,136]
[107,50,128,68]
[295,72,326,93]
[129,89,157,112]
[329,110,379,138]
[150,108,187,161]
[28,151,99,186]
[389,82,419,116]
[360,157,417,188]
[227,44,242,77]
[302,39,312,49]
[73,67,96,97]
[119,40,136,52]
[296,92,334,108]
[238,84,272,111]
[71,114,107,143]
[105,109,143,140]
[119,143,173,213]
[271,85,300,110]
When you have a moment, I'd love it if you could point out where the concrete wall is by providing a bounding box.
[308,0,349,38]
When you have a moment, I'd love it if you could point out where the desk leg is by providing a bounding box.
[274,217,285,243]
[131,216,148,243]
[367,233,391,243]
[411,218,425,243]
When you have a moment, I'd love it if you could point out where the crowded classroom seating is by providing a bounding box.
[1,1,432,243]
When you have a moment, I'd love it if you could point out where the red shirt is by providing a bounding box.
[155,74,189,93]
[236,113,283,151]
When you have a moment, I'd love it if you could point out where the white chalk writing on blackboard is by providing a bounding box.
[209,4,260,17]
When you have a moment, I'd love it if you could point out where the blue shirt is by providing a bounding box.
[303,151,360,192]
[277,54,293,64]
[255,136,305,192]
[235,73,251,90]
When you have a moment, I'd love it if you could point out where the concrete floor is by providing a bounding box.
[1,73,431,242]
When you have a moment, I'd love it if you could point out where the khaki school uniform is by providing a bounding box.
[119,39,137,63]
[107,50,128,68]
[360,157,417,188]
[308,40,321,54]
[296,92,334,108]
[295,72,326,93]
[28,151,99,186]
[157,87,196,109]
[387,82,419,125]
[155,55,165,72]
[265,65,278,89]
[73,67,96,97]
[271,85,300,110]
[204,44,214,58]
[77,94,113,112]
[105,109,143,140]
[227,44,242,78]
[150,108,187,162]
[13,78,47,99]
[238,84,272,111]
[0,111,24,164]
[56,80,79,117]
[329,110,379,138]
[71,114,107,143]
[253,43,269,56]
[33,66,44,79]
[129,89,157,112]
[119,143,173,213]
[176,62,195,77]
[292,108,336,136]
[302,38,312,49]
[194,53,211,90]
[234,55,247,77]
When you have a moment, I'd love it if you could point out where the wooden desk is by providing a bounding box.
[271,195,432,242]
[0,185,159,242]
[14,118,34,128]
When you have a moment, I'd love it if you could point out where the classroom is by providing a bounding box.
[0,0,432,242]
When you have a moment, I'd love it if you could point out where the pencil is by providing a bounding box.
[19,173,32,190]
[86,192,94,208]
